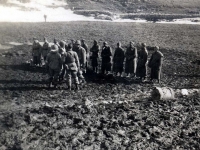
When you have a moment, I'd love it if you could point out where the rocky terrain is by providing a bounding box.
[0,22,200,149]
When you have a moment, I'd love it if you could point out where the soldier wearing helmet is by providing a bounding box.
[64,43,80,90]
[74,40,87,83]
[46,45,62,88]
[58,40,66,81]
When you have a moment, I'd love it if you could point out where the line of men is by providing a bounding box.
[32,37,164,90]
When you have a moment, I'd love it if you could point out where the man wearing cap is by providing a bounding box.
[32,38,42,66]
[74,40,86,82]
[136,43,148,82]
[101,42,112,75]
[113,42,125,77]
[41,37,50,64]
[90,40,100,73]
[46,45,62,88]
[58,41,66,81]
[148,46,164,83]
[125,41,138,78]
[64,43,80,90]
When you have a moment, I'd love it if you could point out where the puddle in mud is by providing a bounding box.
[8,42,23,46]
[0,44,13,50]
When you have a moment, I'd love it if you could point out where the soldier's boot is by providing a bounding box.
[66,79,72,91]
[158,79,160,83]
[53,78,59,89]
[131,73,136,78]
[48,77,53,88]
[75,84,79,90]
[75,77,80,90]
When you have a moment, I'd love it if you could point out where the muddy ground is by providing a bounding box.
[0,22,200,150]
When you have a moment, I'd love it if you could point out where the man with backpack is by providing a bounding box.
[64,43,80,90]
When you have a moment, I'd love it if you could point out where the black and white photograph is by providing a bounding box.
[0,0,200,149]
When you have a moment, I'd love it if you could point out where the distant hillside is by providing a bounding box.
[66,0,200,14]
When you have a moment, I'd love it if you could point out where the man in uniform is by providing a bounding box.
[90,40,100,73]
[71,39,76,51]
[148,46,164,83]
[41,37,50,64]
[58,41,66,81]
[54,38,60,48]
[74,40,86,83]
[81,39,88,54]
[113,42,125,77]
[81,39,89,72]
[46,45,62,88]
[101,42,112,75]
[32,37,42,66]
[125,41,137,78]
[64,43,80,90]
[136,43,148,82]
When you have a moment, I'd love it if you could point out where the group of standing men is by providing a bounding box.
[32,37,164,90]
[90,40,164,83]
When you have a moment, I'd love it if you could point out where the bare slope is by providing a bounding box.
[67,0,200,14]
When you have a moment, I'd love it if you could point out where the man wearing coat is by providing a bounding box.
[64,43,80,90]
[74,40,86,82]
[125,41,137,78]
[90,40,100,73]
[148,46,164,83]
[46,45,62,88]
[41,37,50,63]
[113,42,125,77]
[101,42,112,75]
[32,38,42,66]
[136,43,148,82]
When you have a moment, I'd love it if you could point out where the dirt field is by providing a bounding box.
[0,22,200,149]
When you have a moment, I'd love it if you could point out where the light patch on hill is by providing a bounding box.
[0,0,96,22]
